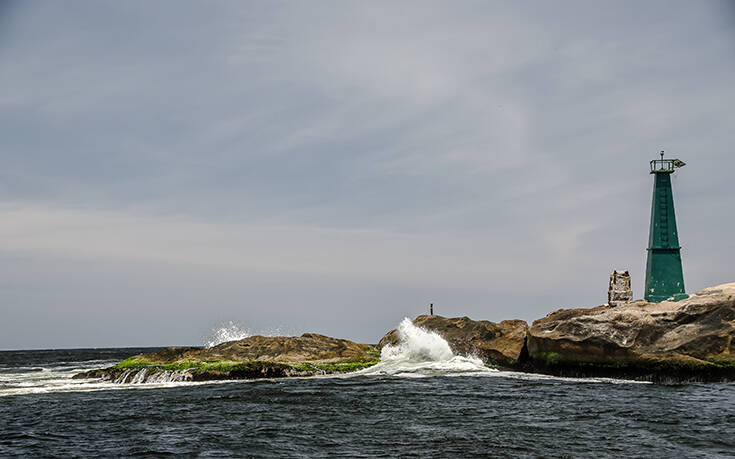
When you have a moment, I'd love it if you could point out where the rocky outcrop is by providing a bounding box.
[527,282,735,381]
[75,334,378,383]
[76,282,735,384]
[140,333,376,364]
[377,315,529,364]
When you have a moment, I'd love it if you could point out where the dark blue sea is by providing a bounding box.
[1,348,734,458]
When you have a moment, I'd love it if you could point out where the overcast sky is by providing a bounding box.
[1,1,734,349]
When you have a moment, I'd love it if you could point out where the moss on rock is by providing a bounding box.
[76,358,379,383]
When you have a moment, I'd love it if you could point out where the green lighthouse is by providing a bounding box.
[644,151,687,302]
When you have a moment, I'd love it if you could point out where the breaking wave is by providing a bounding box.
[360,318,495,377]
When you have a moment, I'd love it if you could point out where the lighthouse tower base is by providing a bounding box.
[645,249,688,302]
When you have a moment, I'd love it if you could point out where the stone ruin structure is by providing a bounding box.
[608,270,633,307]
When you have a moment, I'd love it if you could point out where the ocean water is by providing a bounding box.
[1,320,734,457]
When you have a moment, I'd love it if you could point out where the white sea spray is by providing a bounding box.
[360,317,493,377]
[203,321,293,348]
[203,321,253,348]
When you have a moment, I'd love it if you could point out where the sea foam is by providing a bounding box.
[360,317,494,377]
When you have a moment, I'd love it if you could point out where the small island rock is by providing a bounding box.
[144,333,375,364]
[74,333,378,383]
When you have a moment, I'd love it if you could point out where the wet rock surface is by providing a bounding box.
[73,362,322,383]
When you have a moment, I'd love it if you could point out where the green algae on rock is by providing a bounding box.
[74,333,379,383]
